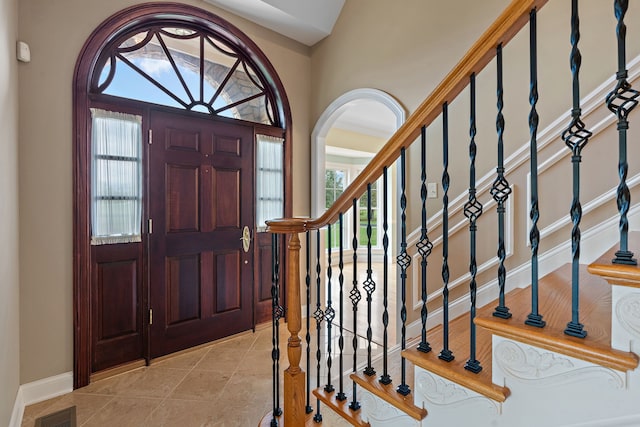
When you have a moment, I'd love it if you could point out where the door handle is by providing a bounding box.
[241,226,251,253]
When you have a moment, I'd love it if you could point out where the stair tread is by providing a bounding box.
[313,388,371,427]
[476,263,639,372]
[347,372,427,421]
[588,232,640,288]
[403,307,510,402]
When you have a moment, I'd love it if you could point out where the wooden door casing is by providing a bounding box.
[148,110,254,358]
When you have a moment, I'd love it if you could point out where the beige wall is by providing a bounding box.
[310,1,640,326]
[17,0,311,383]
[0,0,20,422]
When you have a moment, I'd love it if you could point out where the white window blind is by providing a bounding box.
[256,134,284,231]
[90,108,143,245]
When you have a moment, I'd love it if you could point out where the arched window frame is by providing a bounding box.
[92,24,279,125]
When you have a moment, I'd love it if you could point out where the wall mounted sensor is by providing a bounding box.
[16,41,31,63]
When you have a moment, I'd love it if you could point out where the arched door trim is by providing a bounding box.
[73,3,292,389]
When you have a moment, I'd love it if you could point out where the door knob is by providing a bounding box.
[241,226,251,253]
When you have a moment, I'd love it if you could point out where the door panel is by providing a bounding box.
[98,260,138,338]
[215,251,241,312]
[166,165,199,232]
[213,168,240,228]
[91,243,144,372]
[254,233,284,324]
[149,110,254,358]
[166,254,201,325]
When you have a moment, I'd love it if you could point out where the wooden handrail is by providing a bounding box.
[267,0,548,235]
[263,1,550,425]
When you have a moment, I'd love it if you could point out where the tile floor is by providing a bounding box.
[21,262,406,426]
[22,327,355,427]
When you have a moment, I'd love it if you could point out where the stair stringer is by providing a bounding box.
[612,285,640,355]
[358,389,421,427]
[400,335,639,427]
[412,367,502,426]
[489,335,639,427]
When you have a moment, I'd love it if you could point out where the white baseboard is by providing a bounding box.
[9,371,73,427]
[8,388,23,427]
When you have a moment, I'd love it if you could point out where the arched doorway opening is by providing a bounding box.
[311,88,405,344]
[73,3,292,388]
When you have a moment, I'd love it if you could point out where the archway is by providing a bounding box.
[311,88,406,344]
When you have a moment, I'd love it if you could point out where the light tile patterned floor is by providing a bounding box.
[22,262,404,426]
[22,329,282,426]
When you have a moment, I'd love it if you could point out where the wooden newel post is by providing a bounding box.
[284,232,306,426]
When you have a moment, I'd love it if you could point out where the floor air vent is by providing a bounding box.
[34,406,76,427]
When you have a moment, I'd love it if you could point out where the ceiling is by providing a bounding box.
[332,99,398,139]
[204,0,346,46]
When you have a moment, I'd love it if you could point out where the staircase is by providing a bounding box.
[259,0,640,426]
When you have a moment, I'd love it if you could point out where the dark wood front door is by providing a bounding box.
[148,110,254,357]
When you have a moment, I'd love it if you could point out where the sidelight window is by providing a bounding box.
[256,134,285,231]
[90,108,143,245]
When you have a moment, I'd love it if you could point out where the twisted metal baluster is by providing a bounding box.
[463,73,483,374]
[418,125,433,353]
[492,44,513,320]
[525,8,546,329]
[397,148,412,395]
[305,232,313,414]
[608,0,638,266]
[363,184,377,376]
[349,198,362,411]
[313,230,324,422]
[562,0,591,339]
[325,224,337,390]
[439,103,455,363]
[380,167,392,384]
[337,213,347,400]
[270,234,283,426]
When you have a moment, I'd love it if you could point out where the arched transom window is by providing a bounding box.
[93,26,276,125]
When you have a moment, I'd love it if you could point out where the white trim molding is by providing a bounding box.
[311,88,406,219]
[9,372,73,427]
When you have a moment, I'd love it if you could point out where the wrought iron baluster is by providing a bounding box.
[325,225,336,390]
[397,147,412,395]
[305,231,313,414]
[314,230,324,422]
[562,0,591,339]
[337,214,347,400]
[463,73,483,374]
[418,125,433,353]
[439,103,455,363]
[492,44,513,320]
[349,198,362,411]
[270,234,283,426]
[380,167,392,384]
[607,0,638,266]
[525,8,546,329]
[364,184,377,376]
